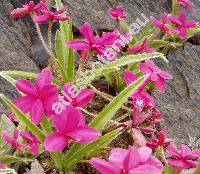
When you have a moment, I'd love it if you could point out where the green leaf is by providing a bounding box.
[63,128,122,170]
[163,166,174,174]
[0,156,33,164]
[77,52,166,88]
[172,0,178,15]
[55,1,75,83]
[0,94,45,142]
[90,74,149,130]
[0,71,38,80]
[0,72,16,86]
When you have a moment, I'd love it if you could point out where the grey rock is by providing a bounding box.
[0,0,39,101]
[153,43,200,147]
[63,0,168,31]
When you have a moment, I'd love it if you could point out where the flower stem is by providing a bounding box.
[48,21,54,55]
[32,16,53,58]
[88,84,132,113]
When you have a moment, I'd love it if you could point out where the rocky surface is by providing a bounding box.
[64,0,169,31]
[0,0,39,104]
[153,43,200,147]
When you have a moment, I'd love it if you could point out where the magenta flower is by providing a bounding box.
[20,131,41,155]
[67,22,119,60]
[151,12,174,35]
[146,126,171,149]
[0,164,7,169]
[123,70,155,108]
[139,60,173,93]
[128,39,155,54]
[44,105,101,152]
[168,12,197,39]
[166,143,199,169]
[11,0,46,18]
[108,6,127,20]
[34,7,69,23]
[2,128,24,151]
[62,83,94,107]
[91,146,163,174]
[14,68,58,125]
[178,0,193,10]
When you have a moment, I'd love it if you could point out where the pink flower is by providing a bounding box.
[0,164,7,169]
[108,6,127,20]
[166,144,199,169]
[151,12,174,35]
[67,22,119,60]
[123,70,155,108]
[14,68,58,125]
[178,0,193,10]
[146,126,171,149]
[2,128,24,151]
[168,11,197,39]
[128,39,155,54]
[34,7,69,23]
[91,146,163,174]
[11,0,46,18]
[61,83,94,107]
[44,105,101,152]
[20,131,41,155]
[139,60,173,93]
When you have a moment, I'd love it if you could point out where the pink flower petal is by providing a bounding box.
[147,156,164,171]
[67,40,90,50]
[179,27,187,39]
[11,7,29,18]
[16,79,37,97]
[159,71,173,79]
[139,63,152,74]
[123,70,137,85]
[34,14,51,23]
[138,146,152,163]
[151,17,162,29]
[109,148,128,169]
[52,105,84,133]
[14,96,35,114]
[154,75,166,93]
[168,159,192,169]
[69,125,101,143]
[39,84,58,99]
[128,46,142,54]
[30,99,45,125]
[91,158,121,174]
[184,21,197,28]
[132,128,146,147]
[168,15,182,26]
[123,147,140,171]
[36,68,52,92]
[179,11,187,23]
[162,12,168,24]
[129,164,162,174]
[79,22,95,44]
[0,164,7,169]
[74,89,94,107]
[44,133,68,152]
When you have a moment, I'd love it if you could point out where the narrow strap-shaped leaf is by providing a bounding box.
[0,94,45,142]
[77,52,166,88]
[64,128,122,170]
[90,74,149,130]
[0,156,33,164]
[0,71,38,80]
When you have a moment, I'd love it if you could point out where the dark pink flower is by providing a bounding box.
[0,164,7,169]
[11,0,46,18]
[20,131,41,155]
[2,128,24,151]
[34,7,69,23]
[168,11,197,39]
[146,126,171,149]
[62,83,94,107]
[151,12,174,35]
[123,70,155,108]
[139,60,173,93]
[166,143,199,169]
[14,68,58,125]
[91,146,163,174]
[67,22,119,60]
[128,39,155,54]
[178,0,193,10]
[44,105,101,152]
[108,6,127,20]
